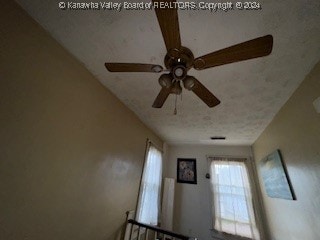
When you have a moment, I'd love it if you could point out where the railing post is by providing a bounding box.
[145,228,149,240]
[128,219,192,240]
[129,223,133,240]
[137,226,141,240]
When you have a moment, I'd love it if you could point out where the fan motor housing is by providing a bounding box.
[164,46,194,72]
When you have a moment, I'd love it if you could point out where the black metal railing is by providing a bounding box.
[127,219,193,240]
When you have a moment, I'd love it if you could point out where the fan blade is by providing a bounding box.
[105,63,163,72]
[192,79,220,107]
[152,0,181,52]
[152,87,172,108]
[194,35,273,70]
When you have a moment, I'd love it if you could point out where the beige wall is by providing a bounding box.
[252,61,320,240]
[0,2,162,240]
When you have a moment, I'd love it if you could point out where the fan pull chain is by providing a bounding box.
[174,94,177,115]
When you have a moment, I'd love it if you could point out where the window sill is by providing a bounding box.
[210,229,252,240]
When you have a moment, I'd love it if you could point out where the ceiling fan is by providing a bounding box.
[105,0,273,109]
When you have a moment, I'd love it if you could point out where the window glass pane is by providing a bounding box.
[210,159,260,240]
[136,144,162,226]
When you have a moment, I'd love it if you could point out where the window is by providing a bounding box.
[209,158,260,239]
[136,142,162,225]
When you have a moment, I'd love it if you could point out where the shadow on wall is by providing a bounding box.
[106,220,126,240]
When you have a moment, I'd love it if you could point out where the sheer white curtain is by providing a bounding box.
[210,159,260,239]
[136,143,162,225]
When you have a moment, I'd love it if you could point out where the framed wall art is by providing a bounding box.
[260,150,295,200]
[177,158,197,184]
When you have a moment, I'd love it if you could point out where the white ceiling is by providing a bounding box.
[16,0,320,145]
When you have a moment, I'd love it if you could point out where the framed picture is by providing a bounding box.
[260,150,295,200]
[177,158,197,184]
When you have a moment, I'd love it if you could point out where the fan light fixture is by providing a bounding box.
[159,74,172,88]
[183,76,196,90]
[174,68,183,77]
[172,81,182,95]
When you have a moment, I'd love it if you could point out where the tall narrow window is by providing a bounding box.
[136,142,162,225]
[210,158,260,239]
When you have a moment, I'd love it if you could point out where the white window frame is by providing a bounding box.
[135,140,163,226]
[207,156,265,240]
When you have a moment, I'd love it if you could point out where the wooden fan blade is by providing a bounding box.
[152,0,181,52]
[152,87,172,108]
[105,63,163,72]
[192,79,220,108]
[194,35,273,70]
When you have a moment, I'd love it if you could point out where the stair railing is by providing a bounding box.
[127,219,193,240]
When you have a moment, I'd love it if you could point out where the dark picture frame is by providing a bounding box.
[177,158,197,184]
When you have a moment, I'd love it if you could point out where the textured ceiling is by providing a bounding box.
[16,0,320,145]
